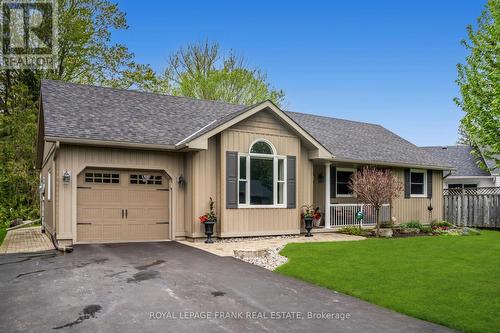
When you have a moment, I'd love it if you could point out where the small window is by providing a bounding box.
[336,168,355,196]
[85,172,120,184]
[47,170,52,201]
[130,174,162,185]
[410,169,426,196]
[277,158,285,204]
[450,184,478,189]
[238,156,247,204]
[250,141,274,154]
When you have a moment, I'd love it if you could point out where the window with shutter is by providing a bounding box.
[409,169,427,197]
[234,139,291,208]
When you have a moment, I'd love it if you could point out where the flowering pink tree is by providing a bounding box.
[349,167,404,236]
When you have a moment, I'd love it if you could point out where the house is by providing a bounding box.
[422,145,500,189]
[36,80,452,246]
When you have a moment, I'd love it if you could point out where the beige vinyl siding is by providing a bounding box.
[219,110,314,237]
[313,165,326,217]
[56,145,185,243]
[184,136,219,239]
[391,169,443,223]
[314,165,444,224]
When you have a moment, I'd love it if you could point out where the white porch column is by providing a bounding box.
[325,163,331,228]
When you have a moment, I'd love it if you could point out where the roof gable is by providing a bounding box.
[185,100,332,158]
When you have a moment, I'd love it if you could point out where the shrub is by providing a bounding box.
[420,226,433,234]
[400,220,423,230]
[379,220,393,228]
[337,226,366,236]
[431,220,454,228]
[432,227,448,235]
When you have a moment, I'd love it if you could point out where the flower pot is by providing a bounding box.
[313,217,322,227]
[203,220,216,243]
[304,217,314,237]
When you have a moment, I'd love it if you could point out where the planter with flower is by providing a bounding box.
[199,197,217,243]
[301,205,315,237]
[312,207,322,227]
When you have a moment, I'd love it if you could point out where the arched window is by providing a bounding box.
[250,140,274,155]
[238,140,286,206]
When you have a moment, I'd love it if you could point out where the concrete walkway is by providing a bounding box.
[0,226,54,254]
[179,233,364,257]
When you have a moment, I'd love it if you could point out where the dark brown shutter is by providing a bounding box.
[226,151,238,209]
[287,156,296,208]
[404,168,411,198]
[330,166,336,198]
[427,170,433,198]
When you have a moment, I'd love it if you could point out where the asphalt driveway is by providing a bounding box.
[0,242,454,333]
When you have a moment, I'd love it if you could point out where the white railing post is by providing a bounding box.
[325,163,331,228]
[360,204,364,228]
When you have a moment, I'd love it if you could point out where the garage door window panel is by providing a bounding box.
[85,172,120,184]
[130,174,162,185]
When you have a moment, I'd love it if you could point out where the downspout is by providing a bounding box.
[51,142,73,252]
[51,232,73,253]
[39,173,44,233]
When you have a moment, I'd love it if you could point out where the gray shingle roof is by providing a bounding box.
[286,112,447,168]
[421,145,491,177]
[41,80,246,146]
[41,80,450,168]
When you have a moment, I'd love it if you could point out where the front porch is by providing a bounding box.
[312,163,391,229]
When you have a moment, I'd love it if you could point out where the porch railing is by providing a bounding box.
[329,203,390,228]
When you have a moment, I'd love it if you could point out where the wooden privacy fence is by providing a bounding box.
[444,187,500,228]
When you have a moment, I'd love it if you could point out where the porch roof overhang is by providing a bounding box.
[312,156,455,171]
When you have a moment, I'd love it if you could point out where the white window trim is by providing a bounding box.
[336,167,356,197]
[47,169,52,201]
[248,138,277,155]
[410,169,427,198]
[237,140,287,208]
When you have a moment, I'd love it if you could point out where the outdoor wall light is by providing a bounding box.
[178,175,186,187]
[39,181,45,193]
[318,173,324,183]
[63,170,71,184]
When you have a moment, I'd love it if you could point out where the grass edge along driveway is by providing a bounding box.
[0,228,6,247]
[276,231,500,333]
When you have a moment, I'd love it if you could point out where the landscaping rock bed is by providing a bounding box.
[234,245,288,271]
[215,235,299,243]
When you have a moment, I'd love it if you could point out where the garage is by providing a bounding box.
[76,169,171,243]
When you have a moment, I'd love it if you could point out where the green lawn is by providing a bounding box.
[0,228,6,246]
[276,231,500,333]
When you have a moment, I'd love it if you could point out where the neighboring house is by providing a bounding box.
[421,145,500,189]
[36,80,451,246]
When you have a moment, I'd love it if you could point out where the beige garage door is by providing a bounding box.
[77,169,170,243]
